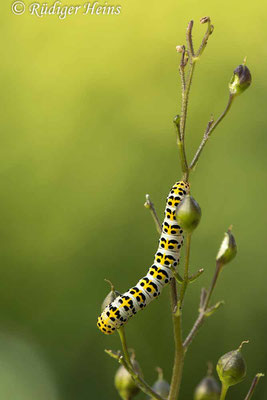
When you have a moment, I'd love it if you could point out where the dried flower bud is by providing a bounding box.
[229,64,252,96]
[216,341,248,387]
[176,45,184,53]
[101,280,120,311]
[114,356,142,400]
[149,368,170,399]
[216,227,237,266]
[194,376,220,400]
[200,16,210,24]
[176,195,202,233]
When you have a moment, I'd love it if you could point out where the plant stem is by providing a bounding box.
[244,373,264,400]
[179,233,192,307]
[196,18,212,57]
[183,261,223,350]
[179,46,186,93]
[144,194,162,235]
[179,61,196,144]
[118,328,132,367]
[174,118,188,180]
[168,312,184,400]
[203,261,222,309]
[189,94,235,171]
[220,383,229,400]
[116,329,164,400]
[119,356,164,400]
[186,20,195,60]
[175,20,197,182]
[177,141,189,180]
[168,233,192,400]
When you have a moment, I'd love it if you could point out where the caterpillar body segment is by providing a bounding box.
[97,180,190,334]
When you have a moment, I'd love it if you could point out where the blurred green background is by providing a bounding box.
[1,0,267,398]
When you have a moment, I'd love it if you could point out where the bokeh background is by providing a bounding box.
[1,0,267,398]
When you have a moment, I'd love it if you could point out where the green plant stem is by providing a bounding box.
[168,312,184,400]
[203,261,222,309]
[177,140,189,180]
[144,194,162,235]
[179,233,192,307]
[220,383,229,400]
[179,61,195,164]
[196,18,212,57]
[118,328,132,367]
[179,47,186,93]
[188,268,204,282]
[186,20,195,60]
[174,118,188,180]
[116,329,164,400]
[189,94,234,171]
[244,373,264,400]
[176,21,197,182]
[183,261,223,350]
[168,233,192,400]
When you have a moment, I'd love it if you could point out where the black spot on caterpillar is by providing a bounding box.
[97,180,190,334]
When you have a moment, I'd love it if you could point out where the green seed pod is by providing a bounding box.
[176,195,201,233]
[114,357,141,400]
[216,341,248,387]
[216,227,237,266]
[101,279,120,311]
[149,368,170,399]
[229,64,251,96]
[194,376,220,400]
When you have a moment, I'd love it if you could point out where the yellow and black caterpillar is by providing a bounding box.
[97,180,190,334]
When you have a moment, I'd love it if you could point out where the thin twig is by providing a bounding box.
[170,265,184,284]
[168,233,192,400]
[188,268,204,283]
[179,46,187,93]
[179,61,195,145]
[178,233,192,307]
[118,328,132,367]
[105,349,164,400]
[176,20,197,182]
[144,194,162,235]
[183,261,223,350]
[244,373,264,400]
[189,94,235,171]
[196,17,212,57]
[174,118,189,178]
[186,20,195,59]
[118,328,164,400]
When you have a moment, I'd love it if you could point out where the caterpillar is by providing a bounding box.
[97,180,190,335]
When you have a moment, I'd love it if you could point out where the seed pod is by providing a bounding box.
[176,195,202,233]
[114,356,142,400]
[149,368,170,399]
[216,227,237,266]
[101,280,120,311]
[229,64,251,96]
[194,376,220,400]
[216,341,248,387]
